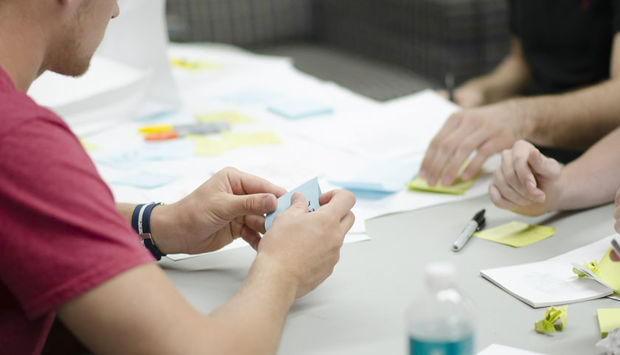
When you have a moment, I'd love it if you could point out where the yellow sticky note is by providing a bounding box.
[170,58,221,71]
[596,248,620,292]
[597,308,620,338]
[408,162,479,195]
[473,221,555,248]
[186,136,229,156]
[196,111,254,125]
[222,131,281,148]
[408,175,477,195]
[79,138,98,152]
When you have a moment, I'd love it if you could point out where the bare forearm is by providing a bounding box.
[556,127,620,210]
[463,38,530,104]
[516,78,620,150]
[205,256,296,355]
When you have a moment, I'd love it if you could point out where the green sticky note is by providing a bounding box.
[473,221,555,248]
[535,306,567,334]
[597,308,620,338]
[196,111,254,125]
[222,131,281,148]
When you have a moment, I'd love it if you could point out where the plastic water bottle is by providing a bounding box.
[407,261,474,355]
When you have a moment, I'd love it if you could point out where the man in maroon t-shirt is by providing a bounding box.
[0,1,356,354]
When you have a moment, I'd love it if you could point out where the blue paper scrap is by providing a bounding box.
[95,140,195,170]
[220,89,282,105]
[110,171,179,189]
[330,160,420,193]
[265,177,322,231]
[268,99,333,119]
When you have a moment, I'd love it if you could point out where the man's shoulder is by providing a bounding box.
[0,89,67,139]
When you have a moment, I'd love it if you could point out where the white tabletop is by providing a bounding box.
[162,194,618,355]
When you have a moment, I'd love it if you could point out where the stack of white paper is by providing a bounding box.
[481,236,616,308]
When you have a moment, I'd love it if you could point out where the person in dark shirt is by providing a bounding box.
[419,0,620,187]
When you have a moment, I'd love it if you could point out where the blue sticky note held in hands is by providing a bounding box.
[268,99,333,119]
[265,177,322,231]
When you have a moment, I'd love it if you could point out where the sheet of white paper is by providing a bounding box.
[478,344,547,355]
[481,236,616,308]
[166,233,371,261]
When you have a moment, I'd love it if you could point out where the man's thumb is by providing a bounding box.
[229,193,277,217]
[288,192,308,213]
[528,149,559,178]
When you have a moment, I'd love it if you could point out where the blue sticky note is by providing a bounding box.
[110,172,178,189]
[220,89,282,105]
[94,141,194,170]
[265,177,322,231]
[268,99,333,119]
[330,161,419,193]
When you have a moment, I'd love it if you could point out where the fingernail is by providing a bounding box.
[442,176,452,186]
[263,195,276,211]
[461,172,470,180]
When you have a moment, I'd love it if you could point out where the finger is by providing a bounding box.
[500,149,538,203]
[285,192,310,215]
[425,127,476,186]
[614,206,620,221]
[511,141,544,200]
[527,147,561,179]
[615,188,620,206]
[460,136,507,181]
[228,193,279,218]
[489,183,521,211]
[420,112,464,180]
[611,249,620,262]
[241,226,261,251]
[493,166,532,206]
[318,190,356,218]
[338,211,356,235]
[244,214,267,234]
[225,167,287,197]
[441,128,488,185]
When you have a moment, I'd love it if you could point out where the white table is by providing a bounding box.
[163,194,618,354]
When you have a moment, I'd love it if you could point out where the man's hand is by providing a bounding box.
[612,188,620,262]
[489,140,564,217]
[256,190,356,298]
[420,100,529,186]
[151,167,286,254]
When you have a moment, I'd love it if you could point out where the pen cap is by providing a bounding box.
[425,261,457,290]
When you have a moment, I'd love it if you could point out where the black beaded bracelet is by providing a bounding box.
[131,203,166,260]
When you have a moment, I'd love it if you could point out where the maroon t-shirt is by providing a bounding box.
[0,67,154,354]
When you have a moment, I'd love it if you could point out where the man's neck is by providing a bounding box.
[0,4,48,92]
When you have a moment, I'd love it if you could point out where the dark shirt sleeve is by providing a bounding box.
[508,0,519,35]
[612,0,620,34]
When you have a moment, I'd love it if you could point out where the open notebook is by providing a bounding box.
[481,236,617,308]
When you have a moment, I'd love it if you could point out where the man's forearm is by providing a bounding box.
[516,78,620,150]
[206,256,297,355]
[463,38,530,104]
[556,127,620,210]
